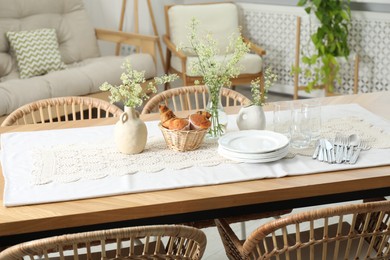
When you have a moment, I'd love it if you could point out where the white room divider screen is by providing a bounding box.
[238,3,390,96]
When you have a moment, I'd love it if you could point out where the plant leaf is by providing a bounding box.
[297,0,307,7]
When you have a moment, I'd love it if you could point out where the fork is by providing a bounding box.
[334,133,344,163]
[335,134,348,163]
[350,140,371,164]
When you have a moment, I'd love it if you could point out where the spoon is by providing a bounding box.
[347,134,360,162]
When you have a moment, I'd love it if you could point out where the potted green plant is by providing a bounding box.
[296,0,351,93]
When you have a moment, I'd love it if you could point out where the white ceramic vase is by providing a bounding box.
[236,104,266,130]
[114,106,147,154]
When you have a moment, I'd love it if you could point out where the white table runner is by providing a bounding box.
[1,103,390,207]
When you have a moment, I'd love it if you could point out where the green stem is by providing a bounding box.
[208,87,224,137]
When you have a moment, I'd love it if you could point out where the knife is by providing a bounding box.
[321,139,328,162]
[312,140,321,159]
[324,139,335,163]
[318,140,324,161]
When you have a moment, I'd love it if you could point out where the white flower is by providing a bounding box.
[180,18,250,90]
[251,67,277,106]
[99,59,178,108]
[178,18,251,137]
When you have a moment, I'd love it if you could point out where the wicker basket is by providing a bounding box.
[158,123,208,152]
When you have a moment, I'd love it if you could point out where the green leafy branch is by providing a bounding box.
[296,0,351,93]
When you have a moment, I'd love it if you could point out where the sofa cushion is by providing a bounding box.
[0,53,13,78]
[0,0,100,79]
[168,3,239,56]
[6,28,66,79]
[0,53,156,117]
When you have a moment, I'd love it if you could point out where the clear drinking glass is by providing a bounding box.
[290,105,311,149]
[302,99,322,141]
[273,102,292,139]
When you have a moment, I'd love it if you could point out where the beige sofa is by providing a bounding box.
[0,0,157,123]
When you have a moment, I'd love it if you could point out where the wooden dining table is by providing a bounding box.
[0,91,389,247]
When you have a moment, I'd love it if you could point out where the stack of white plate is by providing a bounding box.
[218,130,290,163]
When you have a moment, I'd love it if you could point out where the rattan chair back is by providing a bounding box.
[215,200,390,260]
[141,85,251,114]
[0,224,207,260]
[1,96,123,126]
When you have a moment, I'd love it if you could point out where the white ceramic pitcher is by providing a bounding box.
[115,106,147,154]
[236,104,266,130]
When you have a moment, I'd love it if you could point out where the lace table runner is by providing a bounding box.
[32,138,234,185]
[31,116,390,186]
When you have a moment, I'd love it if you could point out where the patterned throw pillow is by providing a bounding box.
[6,28,66,79]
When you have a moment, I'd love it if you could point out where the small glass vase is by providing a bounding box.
[206,85,228,138]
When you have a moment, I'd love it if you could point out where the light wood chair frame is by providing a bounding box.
[95,27,158,71]
[163,2,266,88]
[215,200,390,260]
[1,96,123,127]
[141,85,251,114]
[0,224,207,260]
[293,16,360,99]
[115,0,165,69]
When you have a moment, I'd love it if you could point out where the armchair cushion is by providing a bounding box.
[168,3,239,55]
[6,28,66,79]
[171,53,262,76]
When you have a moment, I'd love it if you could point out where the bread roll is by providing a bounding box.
[196,110,212,119]
[189,112,211,130]
[159,105,176,125]
[164,118,190,130]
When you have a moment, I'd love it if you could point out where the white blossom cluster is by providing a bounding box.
[100,59,178,108]
[250,67,277,106]
[182,18,250,94]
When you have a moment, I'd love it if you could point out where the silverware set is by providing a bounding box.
[312,134,370,164]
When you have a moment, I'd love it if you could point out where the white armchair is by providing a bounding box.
[163,2,265,87]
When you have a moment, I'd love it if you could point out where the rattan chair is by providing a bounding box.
[215,200,390,260]
[141,85,251,114]
[0,224,207,260]
[1,96,123,126]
